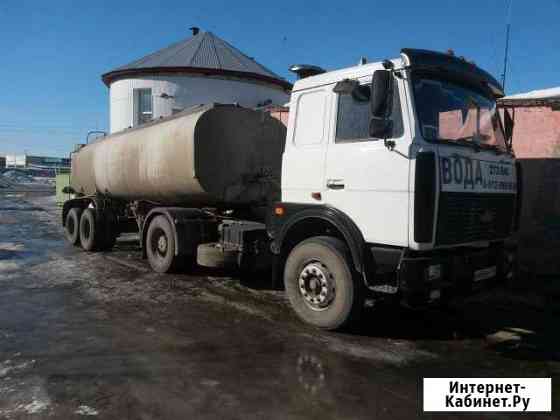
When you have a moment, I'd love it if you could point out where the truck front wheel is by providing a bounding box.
[146,216,178,273]
[284,236,364,330]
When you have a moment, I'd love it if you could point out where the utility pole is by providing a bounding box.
[501,0,512,91]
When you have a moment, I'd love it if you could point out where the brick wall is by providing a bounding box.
[517,159,560,275]
[502,103,560,275]
[265,106,289,127]
[510,106,560,158]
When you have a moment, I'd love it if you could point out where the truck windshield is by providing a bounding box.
[413,77,507,152]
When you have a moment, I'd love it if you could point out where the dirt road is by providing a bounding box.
[0,192,558,419]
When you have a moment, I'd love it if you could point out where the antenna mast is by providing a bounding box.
[501,0,512,91]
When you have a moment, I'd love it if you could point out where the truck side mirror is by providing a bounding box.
[369,70,392,138]
[370,70,391,116]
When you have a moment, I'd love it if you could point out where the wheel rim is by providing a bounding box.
[298,261,336,311]
[157,234,168,254]
[150,228,168,258]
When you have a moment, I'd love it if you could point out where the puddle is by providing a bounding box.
[0,206,45,211]
[0,260,22,273]
[0,243,25,252]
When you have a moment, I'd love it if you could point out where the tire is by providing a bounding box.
[79,208,101,252]
[64,207,82,246]
[284,236,364,330]
[146,215,178,273]
[197,242,238,269]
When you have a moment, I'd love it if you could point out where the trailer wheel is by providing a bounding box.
[79,208,101,252]
[146,216,178,273]
[64,207,82,246]
[284,236,364,330]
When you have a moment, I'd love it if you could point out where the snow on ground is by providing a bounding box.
[0,169,55,189]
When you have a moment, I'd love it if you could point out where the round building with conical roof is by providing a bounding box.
[102,29,292,133]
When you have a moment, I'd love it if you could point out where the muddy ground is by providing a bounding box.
[0,191,558,419]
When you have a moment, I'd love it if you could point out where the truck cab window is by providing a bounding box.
[336,88,370,142]
[335,80,403,142]
[293,90,326,146]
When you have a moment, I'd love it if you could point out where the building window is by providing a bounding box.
[134,88,153,126]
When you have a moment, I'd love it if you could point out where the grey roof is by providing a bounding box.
[102,31,290,89]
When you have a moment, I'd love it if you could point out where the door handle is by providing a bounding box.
[326,179,345,189]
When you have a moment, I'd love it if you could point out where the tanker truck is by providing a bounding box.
[62,49,520,330]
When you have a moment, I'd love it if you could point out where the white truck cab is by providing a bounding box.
[271,48,519,328]
[283,55,412,247]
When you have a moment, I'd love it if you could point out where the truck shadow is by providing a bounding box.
[211,264,560,364]
[187,262,560,364]
[350,289,560,364]
[109,239,559,364]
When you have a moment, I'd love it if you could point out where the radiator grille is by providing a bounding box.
[436,193,515,245]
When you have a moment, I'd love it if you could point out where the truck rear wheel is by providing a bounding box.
[284,236,364,330]
[64,207,82,246]
[79,208,101,251]
[146,216,178,273]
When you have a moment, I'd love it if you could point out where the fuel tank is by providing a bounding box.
[71,104,286,206]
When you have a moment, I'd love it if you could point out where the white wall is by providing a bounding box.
[109,74,290,133]
[5,154,27,168]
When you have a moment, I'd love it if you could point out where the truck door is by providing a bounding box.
[323,78,411,246]
[282,88,329,203]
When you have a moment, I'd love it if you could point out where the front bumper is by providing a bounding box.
[397,243,517,307]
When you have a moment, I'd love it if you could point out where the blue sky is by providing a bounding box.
[0,0,558,157]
